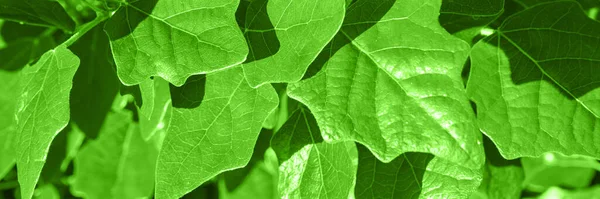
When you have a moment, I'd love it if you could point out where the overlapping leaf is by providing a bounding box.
[104,0,248,86]
[533,186,600,199]
[471,139,524,199]
[239,0,346,87]
[15,45,79,199]
[155,67,278,199]
[472,161,523,199]
[355,145,481,198]
[70,111,157,199]
[218,148,279,199]
[288,0,484,170]
[467,1,600,159]
[271,105,357,199]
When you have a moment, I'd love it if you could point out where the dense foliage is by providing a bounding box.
[0,0,599,198]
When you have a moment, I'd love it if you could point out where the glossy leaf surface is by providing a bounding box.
[289,0,484,169]
[71,111,157,199]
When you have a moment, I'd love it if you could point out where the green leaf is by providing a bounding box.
[0,22,58,71]
[33,184,59,199]
[522,153,600,192]
[288,0,484,169]
[0,70,20,179]
[15,45,79,199]
[271,105,358,199]
[239,0,346,87]
[466,1,600,159]
[155,67,278,199]
[514,0,600,9]
[138,77,172,142]
[71,111,158,199]
[60,124,85,171]
[513,0,600,20]
[0,0,75,31]
[219,148,279,199]
[470,138,524,199]
[220,128,273,195]
[439,0,505,33]
[532,186,600,199]
[104,0,248,86]
[262,84,292,131]
[40,126,71,183]
[69,24,120,139]
[472,162,523,199]
[354,145,482,198]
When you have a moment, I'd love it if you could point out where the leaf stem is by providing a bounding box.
[63,14,109,47]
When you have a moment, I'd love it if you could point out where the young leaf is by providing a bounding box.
[288,0,484,169]
[239,0,346,87]
[0,70,20,179]
[15,45,79,199]
[271,105,358,199]
[71,111,158,199]
[354,145,482,198]
[155,67,278,199]
[467,1,600,159]
[0,0,76,31]
[104,0,248,86]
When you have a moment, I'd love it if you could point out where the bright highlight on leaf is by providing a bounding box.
[480,28,495,36]
[289,0,484,169]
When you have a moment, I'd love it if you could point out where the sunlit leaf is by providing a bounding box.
[15,45,79,199]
